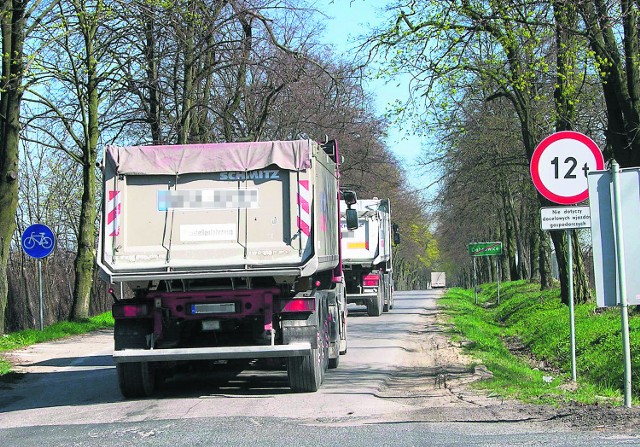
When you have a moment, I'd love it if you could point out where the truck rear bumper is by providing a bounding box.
[346,292,377,303]
[112,342,312,363]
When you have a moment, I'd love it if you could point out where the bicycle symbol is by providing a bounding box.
[23,232,54,250]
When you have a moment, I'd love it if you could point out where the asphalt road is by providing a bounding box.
[1,290,638,446]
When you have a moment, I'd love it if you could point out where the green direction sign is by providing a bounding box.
[468,241,503,256]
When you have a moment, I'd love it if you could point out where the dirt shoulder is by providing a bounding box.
[375,304,640,433]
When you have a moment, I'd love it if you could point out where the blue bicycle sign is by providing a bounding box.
[21,224,56,259]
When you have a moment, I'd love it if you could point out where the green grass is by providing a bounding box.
[0,312,114,375]
[440,280,634,405]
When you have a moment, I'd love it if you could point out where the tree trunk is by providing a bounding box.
[71,6,100,321]
[571,231,592,304]
[0,0,27,333]
[71,155,98,320]
[539,229,553,289]
[501,189,518,280]
[142,11,162,144]
[178,13,195,145]
[529,229,540,283]
[515,190,528,280]
[548,228,592,306]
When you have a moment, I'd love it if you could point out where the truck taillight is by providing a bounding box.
[362,274,380,287]
[282,298,315,312]
[112,303,150,318]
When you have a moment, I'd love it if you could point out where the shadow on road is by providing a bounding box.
[0,290,442,414]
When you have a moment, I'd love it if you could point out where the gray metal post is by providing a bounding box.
[612,160,632,407]
[567,230,577,382]
[38,259,44,331]
[496,256,501,305]
[473,256,478,305]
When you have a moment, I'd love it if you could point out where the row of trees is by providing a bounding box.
[1,0,435,333]
[364,0,640,302]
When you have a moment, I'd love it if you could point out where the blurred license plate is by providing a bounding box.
[191,303,236,314]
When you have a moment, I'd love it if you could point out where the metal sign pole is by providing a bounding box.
[38,259,44,331]
[612,160,632,407]
[473,256,478,305]
[496,256,500,305]
[567,230,577,382]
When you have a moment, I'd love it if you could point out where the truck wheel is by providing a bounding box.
[328,341,340,369]
[339,308,348,355]
[117,361,155,398]
[385,281,395,311]
[288,300,329,392]
[288,345,324,392]
[366,293,383,317]
[340,337,348,355]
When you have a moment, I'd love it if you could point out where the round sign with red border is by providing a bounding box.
[530,131,604,205]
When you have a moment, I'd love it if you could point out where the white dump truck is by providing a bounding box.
[98,139,358,397]
[340,198,398,316]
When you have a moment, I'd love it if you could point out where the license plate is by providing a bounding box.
[191,303,236,314]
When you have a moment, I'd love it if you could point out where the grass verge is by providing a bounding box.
[0,312,114,376]
[440,280,637,405]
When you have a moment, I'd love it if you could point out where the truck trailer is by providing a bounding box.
[340,198,397,316]
[97,139,357,397]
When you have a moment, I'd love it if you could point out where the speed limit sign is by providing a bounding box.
[530,131,605,204]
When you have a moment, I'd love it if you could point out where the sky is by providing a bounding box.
[312,0,434,193]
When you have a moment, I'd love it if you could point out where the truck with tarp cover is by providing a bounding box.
[98,139,357,397]
[340,198,397,316]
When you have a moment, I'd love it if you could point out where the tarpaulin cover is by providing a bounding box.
[106,140,313,175]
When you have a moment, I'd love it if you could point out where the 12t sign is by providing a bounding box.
[530,131,604,205]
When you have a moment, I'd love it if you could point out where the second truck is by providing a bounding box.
[97,139,358,397]
[340,198,398,316]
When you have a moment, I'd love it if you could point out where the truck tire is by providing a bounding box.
[288,346,323,392]
[117,361,155,398]
[340,337,348,355]
[114,319,156,398]
[328,341,340,369]
[288,298,329,392]
[366,293,383,317]
[384,280,394,312]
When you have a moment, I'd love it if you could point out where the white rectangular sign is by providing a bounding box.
[540,206,591,231]
[588,168,640,307]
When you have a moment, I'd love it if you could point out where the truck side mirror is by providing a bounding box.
[392,223,400,244]
[342,190,357,206]
[345,208,358,230]
[321,139,337,162]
